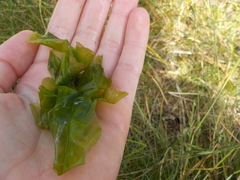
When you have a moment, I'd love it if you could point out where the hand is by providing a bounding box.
[0,0,149,179]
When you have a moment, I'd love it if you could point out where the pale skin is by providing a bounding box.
[0,0,149,179]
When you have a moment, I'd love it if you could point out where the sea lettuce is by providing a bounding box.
[28,32,128,175]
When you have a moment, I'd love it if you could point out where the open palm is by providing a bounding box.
[0,0,149,179]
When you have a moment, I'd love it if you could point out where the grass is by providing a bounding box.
[1,0,240,179]
[0,0,55,40]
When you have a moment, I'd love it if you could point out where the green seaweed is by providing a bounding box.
[28,32,128,175]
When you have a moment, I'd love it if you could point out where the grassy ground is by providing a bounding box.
[1,0,240,179]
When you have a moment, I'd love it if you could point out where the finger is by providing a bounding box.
[34,0,87,63]
[0,31,39,93]
[96,0,139,77]
[111,8,150,104]
[71,0,112,52]
[97,7,149,139]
